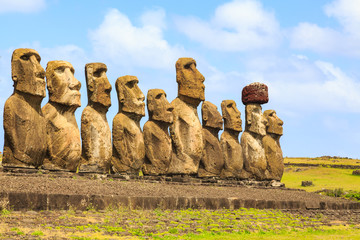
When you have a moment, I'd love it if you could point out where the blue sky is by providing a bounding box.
[1,0,360,158]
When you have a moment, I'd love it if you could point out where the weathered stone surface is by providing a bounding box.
[80,63,112,173]
[42,60,81,171]
[143,89,173,175]
[198,101,224,177]
[168,58,205,174]
[263,110,284,181]
[241,103,269,180]
[302,181,313,187]
[112,75,145,173]
[220,100,249,179]
[9,192,47,211]
[242,82,269,105]
[3,49,47,168]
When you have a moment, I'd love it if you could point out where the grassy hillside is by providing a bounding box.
[282,166,360,192]
[284,157,360,167]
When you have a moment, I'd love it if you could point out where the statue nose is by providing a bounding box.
[30,55,45,77]
[69,78,81,91]
[167,106,174,112]
[138,94,145,102]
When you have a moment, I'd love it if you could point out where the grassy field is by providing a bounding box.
[282,166,360,192]
[1,207,360,239]
[283,157,360,195]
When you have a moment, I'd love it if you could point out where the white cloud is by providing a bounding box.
[254,57,360,113]
[0,0,45,13]
[140,7,167,29]
[290,0,360,57]
[203,54,360,114]
[89,8,184,69]
[36,44,87,68]
[325,0,360,37]
[175,0,281,51]
[204,65,242,93]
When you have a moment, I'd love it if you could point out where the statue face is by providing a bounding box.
[85,63,111,108]
[147,89,173,123]
[115,75,145,116]
[11,48,46,97]
[221,100,242,132]
[176,58,205,103]
[46,61,81,107]
[202,101,223,130]
[264,110,283,136]
[245,104,267,136]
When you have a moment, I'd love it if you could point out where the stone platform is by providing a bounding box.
[1,166,359,211]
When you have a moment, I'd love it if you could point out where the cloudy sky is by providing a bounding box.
[1,0,360,158]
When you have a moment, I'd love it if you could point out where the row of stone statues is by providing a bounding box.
[2,48,284,181]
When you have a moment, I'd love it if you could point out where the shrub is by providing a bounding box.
[344,191,360,201]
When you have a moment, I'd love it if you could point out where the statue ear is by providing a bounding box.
[245,106,252,125]
[203,112,208,121]
[88,80,94,92]
[47,81,53,94]
[201,104,209,122]
[147,102,155,113]
[247,118,252,125]
[119,89,126,103]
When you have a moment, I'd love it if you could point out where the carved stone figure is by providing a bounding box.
[2,48,47,168]
[112,75,145,173]
[80,63,112,173]
[263,110,284,181]
[220,100,248,179]
[240,82,269,180]
[42,61,81,171]
[142,89,173,175]
[198,101,224,177]
[168,58,205,175]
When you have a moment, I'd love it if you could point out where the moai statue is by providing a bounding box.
[112,75,145,174]
[168,58,205,175]
[42,61,81,171]
[263,110,284,181]
[142,89,174,175]
[240,82,269,180]
[220,100,249,179]
[80,63,112,173]
[2,48,47,168]
[198,101,224,177]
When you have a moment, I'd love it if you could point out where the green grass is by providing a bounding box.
[282,166,360,192]
[3,207,359,239]
[175,228,360,240]
[177,228,360,239]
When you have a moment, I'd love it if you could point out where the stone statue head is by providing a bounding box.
[85,62,111,108]
[264,110,283,136]
[202,101,223,130]
[176,58,205,105]
[221,100,242,132]
[46,61,81,107]
[11,48,46,97]
[245,104,267,136]
[147,89,173,123]
[115,75,145,116]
